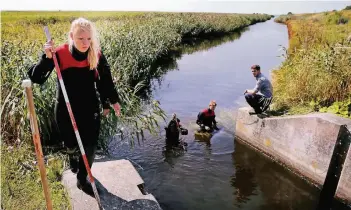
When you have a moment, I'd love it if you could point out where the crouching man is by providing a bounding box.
[244,65,273,115]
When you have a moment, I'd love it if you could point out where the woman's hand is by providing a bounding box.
[103,103,121,117]
[103,109,110,116]
[113,103,121,116]
[44,40,55,59]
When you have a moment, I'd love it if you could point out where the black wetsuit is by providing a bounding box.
[196,108,218,132]
[27,44,119,184]
[165,118,181,146]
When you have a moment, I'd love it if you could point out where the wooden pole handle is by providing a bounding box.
[22,79,53,210]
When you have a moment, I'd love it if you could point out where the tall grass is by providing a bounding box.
[272,10,351,118]
[1,11,271,209]
[274,14,292,24]
[1,145,71,209]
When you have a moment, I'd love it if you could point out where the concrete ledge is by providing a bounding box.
[62,159,162,210]
[235,107,351,204]
[337,131,351,204]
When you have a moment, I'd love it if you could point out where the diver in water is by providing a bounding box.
[196,100,219,132]
[165,113,188,148]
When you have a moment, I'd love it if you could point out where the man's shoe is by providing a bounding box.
[249,108,262,115]
[249,111,262,115]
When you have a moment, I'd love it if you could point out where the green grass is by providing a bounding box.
[1,144,71,209]
[274,14,292,24]
[272,10,351,119]
[1,11,146,23]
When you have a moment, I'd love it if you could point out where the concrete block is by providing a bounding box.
[62,159,162,210]
[235,107,351,204]
[336,128,351,203]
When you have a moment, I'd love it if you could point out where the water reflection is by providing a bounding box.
[231,148,258,207]
[162,143,186,167]
[180,30,245,55]
[232,139,320,210]
[139,31,244,100]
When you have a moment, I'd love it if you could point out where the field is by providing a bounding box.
[272,9,351,118]
[1,11,271,209]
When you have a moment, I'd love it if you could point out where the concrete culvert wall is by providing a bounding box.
[235,107,351,204]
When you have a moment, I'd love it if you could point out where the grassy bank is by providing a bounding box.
[1,145,70,209]
[1,11,271,209]
[272,8,351,118]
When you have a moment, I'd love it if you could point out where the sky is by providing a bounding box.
[1,0,350,15]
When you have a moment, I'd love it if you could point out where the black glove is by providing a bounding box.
[213,124,219,131]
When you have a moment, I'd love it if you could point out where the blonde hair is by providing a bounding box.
[209,100,217,106]
[68,17,100,70]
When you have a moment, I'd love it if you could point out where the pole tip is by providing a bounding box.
[22,79,32,88]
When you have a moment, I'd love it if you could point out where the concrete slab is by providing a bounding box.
[235,107,351,204]
[336,128,351,204]
[62,159,162,210]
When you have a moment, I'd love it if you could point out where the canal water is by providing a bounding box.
[108,19,350,210]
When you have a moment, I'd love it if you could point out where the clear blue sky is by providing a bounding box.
[2,1,350,15]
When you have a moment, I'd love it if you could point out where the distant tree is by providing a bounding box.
[287,12,293,15]
[344,5,351,10]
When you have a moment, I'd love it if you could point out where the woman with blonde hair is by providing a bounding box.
[27,17,120,195]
